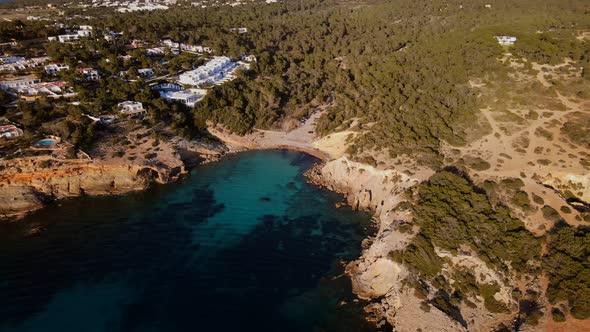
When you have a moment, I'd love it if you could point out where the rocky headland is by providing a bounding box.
[0,134,224,220]
[0,157,180,220]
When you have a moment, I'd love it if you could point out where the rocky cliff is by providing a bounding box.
[307,157,446,326]
[306,157,503,331]
[0,157,184,220]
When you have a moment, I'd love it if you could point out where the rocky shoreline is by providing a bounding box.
[0,158,183,220]
[0,137,226,221]
[0,139,328,222]
[304,157,445,329]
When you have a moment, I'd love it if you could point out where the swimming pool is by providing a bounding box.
[36,138,57,146]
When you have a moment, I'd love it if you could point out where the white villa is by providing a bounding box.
[161,39,213,54]
[104,31,123,42]
[0,125,23,139]
[79,25,93,32]
[118,101,146,116]
[138,68,155,77]
[118,55,134,62]
[495,35,517,46]
[178,56,244,86]
[229,27,248,34]
[240,54,257,62]
[130,39,146,49]
[147,47,166,55]
[0,41,17,48]
[45,63,70,75]
[52,34,79,43]
[116,3,169,12]
[76,68,100,81]
[163,88,207,107]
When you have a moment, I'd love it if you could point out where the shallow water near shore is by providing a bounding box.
[0,150,378,332]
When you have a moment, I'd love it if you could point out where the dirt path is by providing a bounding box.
[444,59,590,234]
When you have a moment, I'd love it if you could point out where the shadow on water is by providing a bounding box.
[0,150,380,332]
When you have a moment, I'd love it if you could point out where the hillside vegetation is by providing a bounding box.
[391,171,589,328]
[4,0,587,162]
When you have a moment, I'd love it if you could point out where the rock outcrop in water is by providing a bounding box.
[0,157,185,220]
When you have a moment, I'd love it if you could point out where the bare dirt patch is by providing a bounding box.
[443,57,590,235]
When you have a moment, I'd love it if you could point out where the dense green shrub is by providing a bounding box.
[390,233,443,279]
[532,193,545,205]
[413,171,540,272]
[542,205,561,222]
[562,114,590,148]
[544,223,590,319]
[512,191,532,210]
[501,178,525,191]
[469,158,491,171]
[481,283,508,313]
[390,171,543,322]
[551,308,566,322]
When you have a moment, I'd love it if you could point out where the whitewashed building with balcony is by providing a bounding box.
[118,101,146,116]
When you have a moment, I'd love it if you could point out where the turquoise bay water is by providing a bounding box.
[0,150,378,332]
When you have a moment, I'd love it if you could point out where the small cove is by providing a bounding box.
[0,150,378,332]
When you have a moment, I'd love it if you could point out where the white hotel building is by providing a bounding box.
[0,76,40,91]
[48,26,94,43]
[178,56,242,86]
[0,56,49,72]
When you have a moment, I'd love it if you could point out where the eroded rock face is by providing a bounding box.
[543,172,590,202]
[0,159,183,220]
[307,157,430,323]
[307,157,423,214]
[0,186,45,219]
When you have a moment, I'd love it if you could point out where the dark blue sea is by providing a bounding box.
[0,150,378,332]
